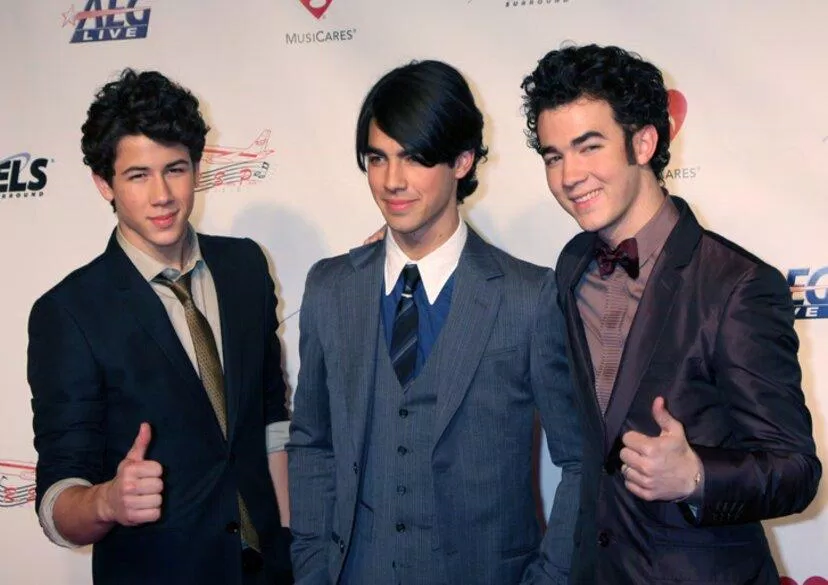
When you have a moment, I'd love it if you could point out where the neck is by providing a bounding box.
[392,212,460,261]
[599,174,665,248]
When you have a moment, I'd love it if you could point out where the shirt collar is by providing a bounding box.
[633,193,679,268]
[384,220,467,304]
[115,224,203,282]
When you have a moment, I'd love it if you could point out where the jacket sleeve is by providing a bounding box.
[251,241,289,426]
[28,294,107,512]
[286,262,335,585]
[521,269,582,585]
[690,262,821,525]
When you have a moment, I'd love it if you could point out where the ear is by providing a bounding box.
[452,150,475,180]
[632,125,658,166]
[92,173,115,204]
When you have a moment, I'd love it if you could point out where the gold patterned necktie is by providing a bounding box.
[156,271,260,551]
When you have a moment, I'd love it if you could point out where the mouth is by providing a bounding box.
[149,211,178,228]
[384,199,416,213]
[570,188,601,207]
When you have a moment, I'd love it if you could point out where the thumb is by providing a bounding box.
[652,397,682,435]
[125,422,152,462]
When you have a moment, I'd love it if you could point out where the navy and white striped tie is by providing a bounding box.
[390,264,421,387]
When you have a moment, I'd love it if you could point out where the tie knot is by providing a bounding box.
[155,271,194,304]
[401,264,421,296]
[595,238,640,279]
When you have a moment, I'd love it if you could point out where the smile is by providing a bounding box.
[572,189,601,205]
[149,211,177,228]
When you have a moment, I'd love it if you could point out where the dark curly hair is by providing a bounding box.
[81,68,209,185]
[521,44,671,183]
[356,60,488,203]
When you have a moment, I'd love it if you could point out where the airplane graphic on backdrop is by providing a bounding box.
[61,4,145,27]
[197,130,276,192]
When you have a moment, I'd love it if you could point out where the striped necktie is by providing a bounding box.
[389,264,421,387]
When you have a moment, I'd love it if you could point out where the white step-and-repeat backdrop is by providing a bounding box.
[1,1,826,583]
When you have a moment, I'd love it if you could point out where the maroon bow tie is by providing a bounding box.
[595,238,640,279]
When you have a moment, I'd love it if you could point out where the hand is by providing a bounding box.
[99,423,164,526]
[619,397,702,502]
[363,225,387,245]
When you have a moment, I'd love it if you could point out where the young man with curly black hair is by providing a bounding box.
[521,44,821,584]
[28,69,293,585]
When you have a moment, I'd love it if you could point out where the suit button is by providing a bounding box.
[396,523,406,533]
[597,531,610,547]
[397,485,407,495]
[398,408,409,418]
[226,521,240,534]
[397,446,408,456]
[352,462,359,474]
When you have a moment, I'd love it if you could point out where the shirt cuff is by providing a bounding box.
[39,478,93,548]
[266,420,290,453]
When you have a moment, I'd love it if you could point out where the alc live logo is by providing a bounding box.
[61,0,152,44]
[0,153,50,200]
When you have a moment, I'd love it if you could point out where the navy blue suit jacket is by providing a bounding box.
[29,232,291,585]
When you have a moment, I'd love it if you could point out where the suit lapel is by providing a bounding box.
[431,229,503,450]
[103,232,204,398]
[602,197,702,453]
[200,235,244,442]
[559,234,606,435]
[340,242,384,460]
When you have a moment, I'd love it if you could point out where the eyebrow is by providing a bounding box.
[539,130,607,157]
[120,158,191,176]
[364,145,417,159]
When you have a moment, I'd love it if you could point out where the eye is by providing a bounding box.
[365,154,385,166]
[543,155,561,167]
[583,144,602,153]
[127,171,147,181]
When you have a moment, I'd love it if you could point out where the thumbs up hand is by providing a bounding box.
[619,397,703,502]
[100,423,164,526]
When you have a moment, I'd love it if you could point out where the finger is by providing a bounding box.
[124,493,163,511]
[624,478,657,502]
[123,503,162,526]
[363,225,387,245]
[652,397,682,435]
[619,447,648,472]
[130,477,164,496]
[125,422,152,462]
[621,430,653,454]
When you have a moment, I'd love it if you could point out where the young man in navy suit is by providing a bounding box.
[28,69,293,584]
[288,60,582,585]
[521,44,821,584]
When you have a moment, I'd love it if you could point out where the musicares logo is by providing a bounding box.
[300,0,333,19]
[667,89,687,142]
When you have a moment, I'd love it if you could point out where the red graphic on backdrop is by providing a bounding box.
[0,460,36,508]
[667,89,687,141]
[300,0,333,19]
[781,577,828,585]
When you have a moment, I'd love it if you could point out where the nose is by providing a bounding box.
[384,159,406,193]
[561,156,587,190]
[150,174,174,205]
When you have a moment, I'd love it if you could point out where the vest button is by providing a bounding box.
[225,521,239,534]
[597,530,610,547]
[397,485,407,495]
[395,523,406,533]
[397,446,408,456]
[352,462,359,474]
[398,408,409,418]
